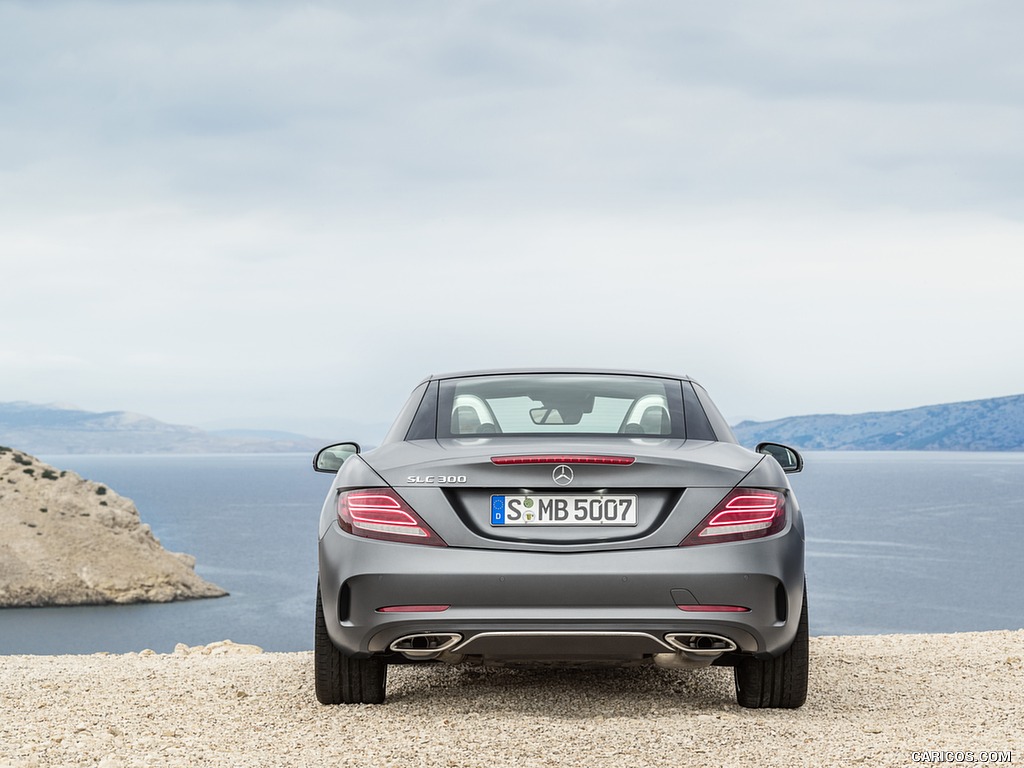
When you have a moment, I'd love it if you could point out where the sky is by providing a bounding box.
[2,1,1023,440]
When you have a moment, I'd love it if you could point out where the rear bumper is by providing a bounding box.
[318,522,804,660]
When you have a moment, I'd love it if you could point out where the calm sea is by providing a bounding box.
[1,451,1022,654]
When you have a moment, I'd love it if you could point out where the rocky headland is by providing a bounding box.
[0,446,226,607]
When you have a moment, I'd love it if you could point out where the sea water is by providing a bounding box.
[1,453,332,655]
[0,451,1021,654]
[791,451,1024,635]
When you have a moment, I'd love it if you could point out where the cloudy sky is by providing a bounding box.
[2,1,1022,439]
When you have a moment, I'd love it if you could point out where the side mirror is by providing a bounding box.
[756,442,803,474]
[313,442,361,473]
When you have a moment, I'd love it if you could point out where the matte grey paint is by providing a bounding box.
[316,369,805,665]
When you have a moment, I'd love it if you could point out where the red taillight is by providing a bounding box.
[491,455,635,465]
[336,489,446,547]
[680,488,786,546]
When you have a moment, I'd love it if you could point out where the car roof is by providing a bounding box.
[420,368,696,384]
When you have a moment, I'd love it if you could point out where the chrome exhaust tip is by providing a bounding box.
[390,633,463,659]
[664,633,737,655]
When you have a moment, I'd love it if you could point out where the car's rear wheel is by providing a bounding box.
[315,585,388,704]
[733,586,808,709]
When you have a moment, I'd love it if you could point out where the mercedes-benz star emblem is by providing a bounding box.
[552,465,574,486]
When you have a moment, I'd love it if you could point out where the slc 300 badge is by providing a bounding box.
[406,475,468,484]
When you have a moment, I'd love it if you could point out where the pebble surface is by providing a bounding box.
[1,632,1021,768]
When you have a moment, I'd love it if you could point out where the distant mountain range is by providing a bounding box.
[3,393,1023,455]
[732,393,1024,451]
[0,402,327,455]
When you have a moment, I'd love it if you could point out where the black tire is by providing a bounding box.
[315,585,387,705]
[733,586,808,709]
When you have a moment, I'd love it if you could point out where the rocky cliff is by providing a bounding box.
[0,446,227,607]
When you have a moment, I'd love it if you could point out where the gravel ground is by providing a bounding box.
[1,631,1021,768]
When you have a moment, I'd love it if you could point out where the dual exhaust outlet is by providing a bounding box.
[388,631,737,661]
[663,632,738,655]
[389,632,463,659]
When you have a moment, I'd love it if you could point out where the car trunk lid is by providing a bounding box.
[359,438,761,549]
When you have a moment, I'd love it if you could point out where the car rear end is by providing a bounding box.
[315,370,807,707]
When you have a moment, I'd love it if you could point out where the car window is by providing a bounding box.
[437,374,686,438]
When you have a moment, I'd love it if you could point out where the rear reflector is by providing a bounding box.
[376,605,450,613]
[491,455,635,466]
[676,604,750,613]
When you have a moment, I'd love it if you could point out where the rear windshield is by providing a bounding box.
[435,374,687,439]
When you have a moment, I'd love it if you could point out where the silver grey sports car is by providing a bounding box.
[313,369,807,708]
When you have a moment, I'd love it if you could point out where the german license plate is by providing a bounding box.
[490,495,638,526]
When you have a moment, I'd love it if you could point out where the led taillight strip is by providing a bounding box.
[336,489,447,547]
[680,488,787,546]
[491,455,635,466]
